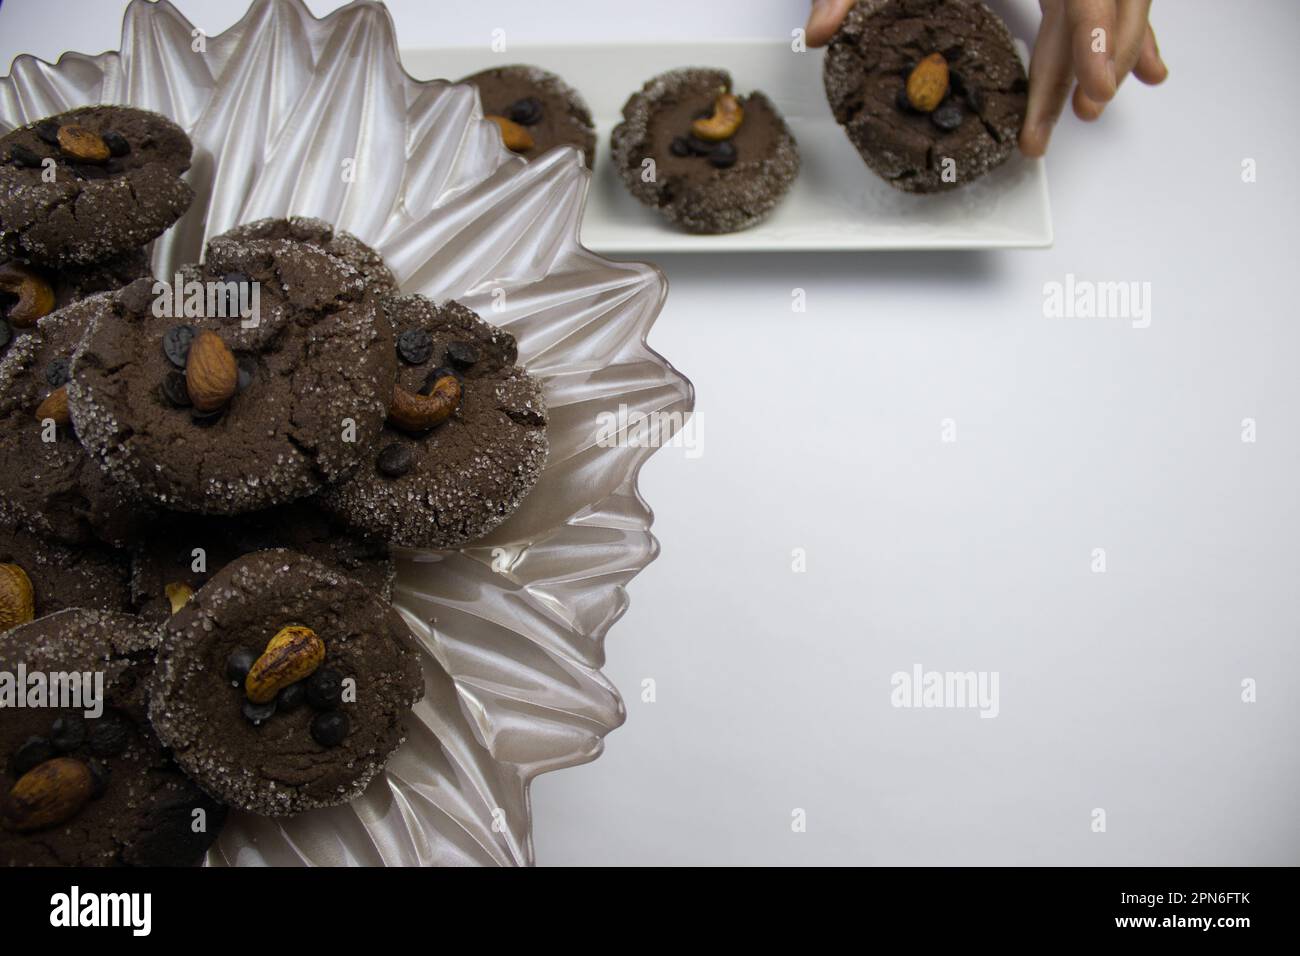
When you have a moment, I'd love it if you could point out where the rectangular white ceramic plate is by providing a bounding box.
[402,40,1053,253]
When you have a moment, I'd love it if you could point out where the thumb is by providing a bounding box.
[806,0,856,48]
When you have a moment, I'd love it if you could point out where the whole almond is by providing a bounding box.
[56,124,111,164]
[0,563,35,630]
[3,757,95,832]
[185,330,238,413]
[906,53,950,113]
[34,386,69,427]
[245,625,325,704]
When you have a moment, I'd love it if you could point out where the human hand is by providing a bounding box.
[803,0,1169,157]
[1020,0,1168,156]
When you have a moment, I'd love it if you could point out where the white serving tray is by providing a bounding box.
[403,40,1053,253]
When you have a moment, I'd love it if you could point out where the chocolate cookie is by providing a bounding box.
[823,0,1028,193]
[0,106,193,266]
[69,238,397,514]
[0,609,227,866]
[1,248,151,350]
[214,216,397,296]
[130,501,393,624]
[0,294,148,546]
[610,68,800,234]
[458,64,597,167]
[0,522,131,629]
[320,296,547,548]
[149,550,422,816]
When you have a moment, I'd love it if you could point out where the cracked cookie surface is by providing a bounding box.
[148,549,423,817]
[0,609,226,866]
[68,238,397,514]
[214,216,398,296]
[823,0,1027,193]
[320,295,548,549]
[0,106,193,266]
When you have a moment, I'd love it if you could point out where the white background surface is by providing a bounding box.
[3,0,1297,866]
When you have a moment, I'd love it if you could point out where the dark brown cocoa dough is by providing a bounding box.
[0,293,150,546]
[149,550,423,816]
[459,64,597,167]
[68,238,398,514]
[214,216,397,296]
[823,0,1027,193]
[0,106,193,266]
[320,295,548,549]
[610,68,800,234]
[0,522,131,627]
[0,609,227,866]
[130,500,393,624]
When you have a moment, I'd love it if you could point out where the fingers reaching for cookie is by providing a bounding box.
[1021,0,1167,157]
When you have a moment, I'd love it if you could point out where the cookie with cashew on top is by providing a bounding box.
[320,294,548,549]
[458,64,597,167]
[611,67,800,234]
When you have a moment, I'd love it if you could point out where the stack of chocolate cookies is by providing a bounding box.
[0,107,549,864]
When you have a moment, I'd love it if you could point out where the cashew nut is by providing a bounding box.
[691,93,744,142]
[0,262,55,328]
[387,370,462,433]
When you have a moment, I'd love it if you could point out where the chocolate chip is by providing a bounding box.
[445,340,480,369]
[507,96,543,126]
[35,121,60,146]
[8,144,42,168]
[709,141,738,169]
[965,85,984,114]
[694,108,713,121]
[397,328,433,365]
[101,130,131,157]
[236,358,254,393]
[685,134,713,156]
[50,716,86,753]
[895,85,915,113]
[376,442,414,478]
[10,736,55,776]
[161,370,191,407]
[276,682,307,713]
[162,324,197,368]
[44,357,70,387]
[305,668,343,710]
[87,759,110,798]
[310,710,349,747]
[931,101,964,133]
[191,406,225,427]
[242,697,276,726]
[226,648,256,686]
[670,136,691,157]
[418,366,458,396]
[88,714,130,757]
